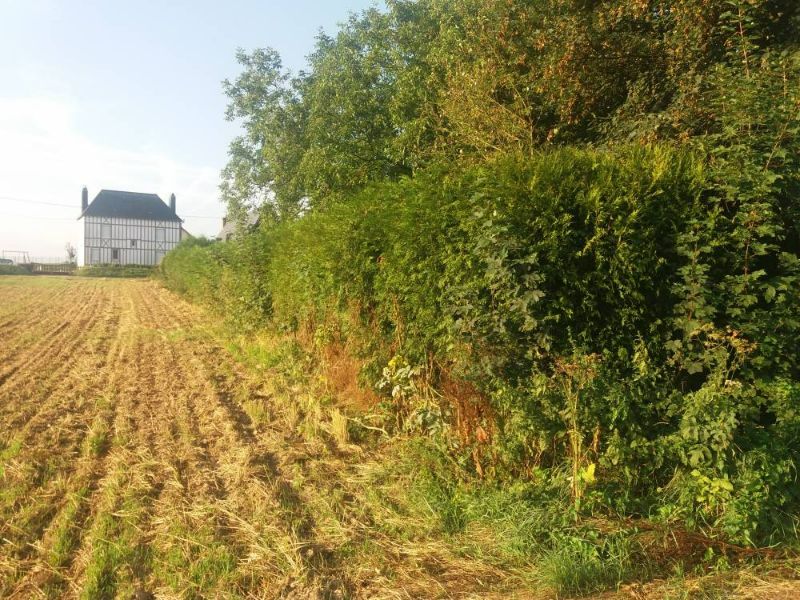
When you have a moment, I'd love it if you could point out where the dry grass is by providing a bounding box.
[604,559,800,599]
[0,277,522,598]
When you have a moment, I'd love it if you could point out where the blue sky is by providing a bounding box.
[0,0,380,258]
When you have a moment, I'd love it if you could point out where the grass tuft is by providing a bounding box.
[536,533,638,597]
[329,408,349,447]
[49,487,91,569]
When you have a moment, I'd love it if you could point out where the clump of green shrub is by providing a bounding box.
[161,144,800,546]
[158,237,221,300]
[0,264,31,275]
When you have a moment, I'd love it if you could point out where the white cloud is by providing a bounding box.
[0,94,224,262]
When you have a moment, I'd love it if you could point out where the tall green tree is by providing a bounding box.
[222,47,307,222]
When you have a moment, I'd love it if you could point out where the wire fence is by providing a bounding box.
[28,256,77,265]
[1,251,76,265]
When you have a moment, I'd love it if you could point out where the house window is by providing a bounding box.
[112,249,119,261]
[130,239,137,248]
[155,228,166,242]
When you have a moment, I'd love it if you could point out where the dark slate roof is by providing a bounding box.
[80,190,181,221]
[216,211,260,240]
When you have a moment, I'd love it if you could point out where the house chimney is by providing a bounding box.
[169,193,176,213]
[81,186,88,212]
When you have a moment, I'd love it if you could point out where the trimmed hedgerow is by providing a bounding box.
[161,145,800,545]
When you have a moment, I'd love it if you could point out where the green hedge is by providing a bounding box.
[0,264,31,275]
[158,237,220,298]
[161,146,800,544]
[77,265,154,278]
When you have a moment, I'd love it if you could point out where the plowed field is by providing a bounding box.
[0,277,519,599]
[2,277,797,600]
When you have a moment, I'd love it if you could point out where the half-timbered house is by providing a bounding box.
[79,187,182,266]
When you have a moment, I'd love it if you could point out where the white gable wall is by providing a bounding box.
[83,216,181,266]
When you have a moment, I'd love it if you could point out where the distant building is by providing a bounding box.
[216,211,260,241]
[79,187,182,266]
